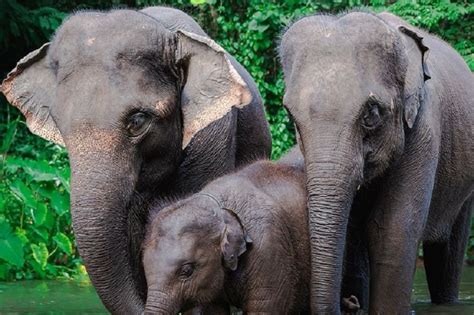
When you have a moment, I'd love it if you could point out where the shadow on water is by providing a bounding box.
[1,267,474,314]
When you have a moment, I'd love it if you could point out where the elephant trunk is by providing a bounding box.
[145,287,179,315]
[68,135,144,314]
[305,136,362,314]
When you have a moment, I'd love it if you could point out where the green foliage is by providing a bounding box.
[386,0,473,70]
[0,117,85,280]
[0,0,473,279]
[0,0,65,70]
[0,216,25,268]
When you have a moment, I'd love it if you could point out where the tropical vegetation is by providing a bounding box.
[0,0,472,280]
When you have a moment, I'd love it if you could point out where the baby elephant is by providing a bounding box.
[143,149,309,314]
[142,148,308,314]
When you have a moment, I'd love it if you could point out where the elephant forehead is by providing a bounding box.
[151,232,213,263]
[281,11,398,65]
[285,61,362,106]
[158,209,221,237]
[49,10,173,67]
[284,61,398,126]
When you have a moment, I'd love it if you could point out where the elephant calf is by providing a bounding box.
[142,148,313,314]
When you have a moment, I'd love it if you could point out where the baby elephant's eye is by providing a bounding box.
[126,112,152,137]
[362,102,382,130]
[179,263,195,279]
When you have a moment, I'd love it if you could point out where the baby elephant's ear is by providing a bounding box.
[1,43,64,146]
[220,209,252,271]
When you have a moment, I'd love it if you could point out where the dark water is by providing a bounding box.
[411,267,474,314]
[1,267,474,314]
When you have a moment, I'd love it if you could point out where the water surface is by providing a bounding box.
[1,267,474,314]
[0,280,107,314]
[411,266,474,314]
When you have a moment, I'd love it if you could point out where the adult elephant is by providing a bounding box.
[2,7,271,314]
[280,11,473,314]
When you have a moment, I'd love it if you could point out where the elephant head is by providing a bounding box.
[279,12,430,313]
[1,9,253,314]
[142,194,251,313]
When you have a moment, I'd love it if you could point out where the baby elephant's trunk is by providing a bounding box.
[144,288,179,315]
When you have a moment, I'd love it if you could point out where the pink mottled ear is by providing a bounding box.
[1,43,64,146]
[175,30,252,149]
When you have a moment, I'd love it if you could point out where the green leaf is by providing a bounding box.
[0,196,6,212]
[8,179,37,209]
[53,232,72,255]
[57,168,70,193]
[49,190,69,216]
[31,203,47,226]
[0,119,18,154]
[190,0,207,5]
[31,243,48,269]
[45,264,58,277]
[0,216,12,238]
[31,227,49,242]
[14,228,28,245]
[0,264,9,280]
[248,20,269,32]
[23,160,58,182]
[9,20,20,37]
[42,208,55,230]
[29,259,46,278]
[0,235,24,267]
[4,156,25,173]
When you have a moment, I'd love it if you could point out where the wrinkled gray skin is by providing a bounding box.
[1,7,271,314]
[280,11,473,314]
[143,148,312,314]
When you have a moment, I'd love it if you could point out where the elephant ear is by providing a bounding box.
[1,43,64,146]
[175,30,252,149]
[220,208,252,271]
[398,26,431,129]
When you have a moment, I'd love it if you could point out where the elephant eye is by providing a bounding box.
[126,112,152,137]
[178,263,195,279]
[362,102,382,130]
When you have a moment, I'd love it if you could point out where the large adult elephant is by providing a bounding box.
[280,11,473,314]
[2,7,271,314]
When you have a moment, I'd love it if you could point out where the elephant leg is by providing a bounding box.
[367,213,422,314]
[342,204,370,311]
[423,193,473,304]
[365,128,440,314]
[366,167,437,313]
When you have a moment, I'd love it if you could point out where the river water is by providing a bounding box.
[1,267,474,314]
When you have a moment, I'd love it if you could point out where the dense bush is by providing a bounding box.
[0,118,85,280]
[0,0,472,280]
